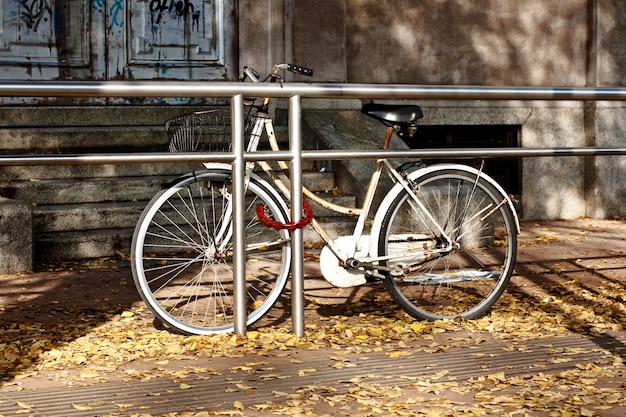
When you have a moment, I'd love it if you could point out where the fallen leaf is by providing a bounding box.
[70,403,93,411]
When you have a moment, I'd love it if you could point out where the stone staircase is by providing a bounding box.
[0,106,358,267]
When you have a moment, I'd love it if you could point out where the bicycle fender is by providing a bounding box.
[202,162,232,171]
[172,165,289,217]
[369,163,521,258]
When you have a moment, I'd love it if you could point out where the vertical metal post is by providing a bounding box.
[289,95,305,337]
[231,94,247,337]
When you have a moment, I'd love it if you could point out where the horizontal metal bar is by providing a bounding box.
[1,147,624,166]
[298,147,626,160]
[337,84,626,101]
[0,81,625,101]
[0,153,236,165]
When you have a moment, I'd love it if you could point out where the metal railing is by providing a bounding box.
[1,81,626,337]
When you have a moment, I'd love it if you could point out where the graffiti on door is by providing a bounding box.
[19,0,52,32]
[149,0,201,30]
[109,0,124,27]
[0,0,236,83]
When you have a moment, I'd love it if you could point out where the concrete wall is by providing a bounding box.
[240,0,626,220]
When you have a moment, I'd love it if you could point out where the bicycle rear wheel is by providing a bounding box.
[131,170,291,335]
[377,167,517,321]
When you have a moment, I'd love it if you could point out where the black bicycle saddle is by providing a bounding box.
[361,103,424,125]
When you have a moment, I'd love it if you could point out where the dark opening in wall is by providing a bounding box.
[404,125,521,196]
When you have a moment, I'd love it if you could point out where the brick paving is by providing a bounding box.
[0,219,624,416]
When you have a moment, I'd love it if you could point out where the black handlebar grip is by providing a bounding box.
[288,64,313,76]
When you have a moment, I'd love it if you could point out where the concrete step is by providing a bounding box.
[0,126,168,152]
[0,163,199,181]
[32,191,356,233]
[1,169,337,205]
[259,169,336,193]
[1,107,292,152]
[0,105,214,128]
[24,164,355,260]
[35,228,135,261]
[33,202,145,233]
[34,216,361,261]
[0,176,176,205]
[0,106,364,264]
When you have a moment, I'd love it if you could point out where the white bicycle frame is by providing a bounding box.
[247,114,460,270]
[235,65,521,273]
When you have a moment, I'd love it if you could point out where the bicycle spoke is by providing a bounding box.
[132,171,291,335]
[379,168,516,320]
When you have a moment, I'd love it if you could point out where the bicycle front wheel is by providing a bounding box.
[378,167,517,321]
[131,170,291,335]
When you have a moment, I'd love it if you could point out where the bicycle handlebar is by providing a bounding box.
[242,63,313,83]
[287,64,313,77]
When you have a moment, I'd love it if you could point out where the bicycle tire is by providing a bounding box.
[131,170,291,335]
[377,166,517,321]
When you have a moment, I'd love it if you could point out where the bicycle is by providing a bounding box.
[131,64,520,335]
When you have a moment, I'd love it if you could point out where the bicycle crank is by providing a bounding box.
[319,236,369,288]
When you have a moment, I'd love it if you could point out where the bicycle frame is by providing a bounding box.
[240,64,518,277]
[245,113,455,272]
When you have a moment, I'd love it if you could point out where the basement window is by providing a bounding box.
[404,125,521,196]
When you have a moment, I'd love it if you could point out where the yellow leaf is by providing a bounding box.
[387,351,412,358]
[432,370,450,380]
[410,322,424,332]
[16,402,33,409]
[606,392,621,403]
[120,311,134,318]
[70,403,93,411]
[79,369,100,378]
[367,327,383,337]
[179,383,193,390]
[234,400,244,410]
[579,378,597,385]
[487,371,506,382]
[297,368,316,376]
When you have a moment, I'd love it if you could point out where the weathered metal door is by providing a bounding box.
[108,0,238,81]
[0,0,104,81]
[0,0,238,102]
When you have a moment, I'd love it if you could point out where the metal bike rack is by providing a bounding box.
[1,81,626,337]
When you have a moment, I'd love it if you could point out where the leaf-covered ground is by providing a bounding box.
[0,219,625,416]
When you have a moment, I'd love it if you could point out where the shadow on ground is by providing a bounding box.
[0,259,139,383]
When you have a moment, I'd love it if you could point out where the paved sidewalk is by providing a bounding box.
[0,219,625,416]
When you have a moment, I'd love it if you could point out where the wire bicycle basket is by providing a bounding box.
[165,108,265,152]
